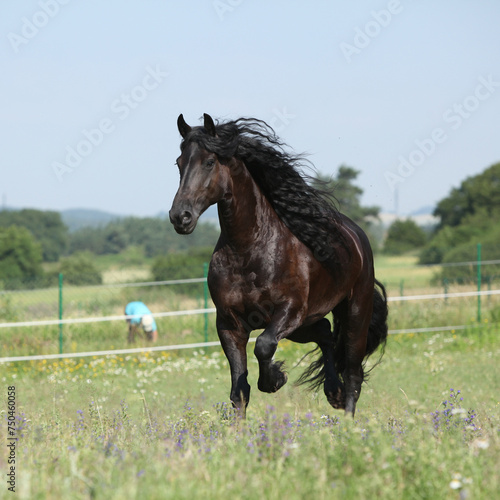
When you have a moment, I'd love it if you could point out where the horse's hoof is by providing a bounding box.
[344,401,356,417]
[258,362,288,393]
[325,389,345,410]
[274,371,288,392]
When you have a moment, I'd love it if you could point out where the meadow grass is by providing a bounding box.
[374,254,437,292]
[1,325,499,499]
[0,254,439,325]
[1,256,499,498]
[3,252,500,358]
[3,288,500,358]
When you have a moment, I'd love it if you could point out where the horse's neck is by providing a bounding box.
[217,160,278,250]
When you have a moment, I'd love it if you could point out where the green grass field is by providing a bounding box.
[1,326,499,499]
[2,254,500,358]
[375,254,438,291]
[1,255,499,498]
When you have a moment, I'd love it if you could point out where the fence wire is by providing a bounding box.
[1,260,499,362]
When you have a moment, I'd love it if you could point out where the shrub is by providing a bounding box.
[0,225,44,289]
[59,252,102,285]
[384,219,427,255]
[151,247,212,296]
[437,240,500,285]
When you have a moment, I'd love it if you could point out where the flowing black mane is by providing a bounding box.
[183,117,347,267]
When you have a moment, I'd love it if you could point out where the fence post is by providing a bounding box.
[477,243,481,322]
[203,262,209,343]
[58,272,63,354]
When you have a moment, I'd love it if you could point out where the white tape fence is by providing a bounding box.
[0,285,498,363]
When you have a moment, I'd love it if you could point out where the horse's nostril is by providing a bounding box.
[169,207,195,232]
[181,211,192,226]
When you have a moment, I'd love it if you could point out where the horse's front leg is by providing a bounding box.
[342,297,372,417]
[217,316,251,416]
[254,310,302,393]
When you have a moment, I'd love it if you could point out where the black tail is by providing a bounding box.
[365,279,389,357]
[297,279,388,390]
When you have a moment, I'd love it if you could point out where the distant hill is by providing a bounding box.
[378,206,438,228]
[61,208,122,232]
[409,205,434,216]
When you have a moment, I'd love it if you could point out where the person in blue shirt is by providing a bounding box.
[125,301,158,343]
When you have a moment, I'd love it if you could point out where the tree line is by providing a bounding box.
[1,166,382,288]
[384,161,500,283]
[2,162,498,288]
[419,161,500,283]
[0,211,219,288]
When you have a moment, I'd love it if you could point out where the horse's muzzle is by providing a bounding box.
[169,208,196,234]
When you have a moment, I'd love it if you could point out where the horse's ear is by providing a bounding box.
[203,113,217,137]
[177,114,192,138]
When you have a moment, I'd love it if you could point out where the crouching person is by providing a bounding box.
[125,301,158,343]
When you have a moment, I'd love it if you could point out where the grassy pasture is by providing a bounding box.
[375,254,438,292]
[3,291,499,359]
[1,326,499,499]
[2,254,500,358]
[1,255,499,498]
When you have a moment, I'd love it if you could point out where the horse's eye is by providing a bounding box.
[206,158,216,168]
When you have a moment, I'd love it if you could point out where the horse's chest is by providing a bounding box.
[210,267,266,297]
[208,259,280,309]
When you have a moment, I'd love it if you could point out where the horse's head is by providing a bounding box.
[169,113,231,234]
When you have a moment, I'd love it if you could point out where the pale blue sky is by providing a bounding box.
[1,1,499,217]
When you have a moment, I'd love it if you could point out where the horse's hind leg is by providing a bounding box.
[319,320,345,410]
[289,318,345,410]
[342,299,372,417]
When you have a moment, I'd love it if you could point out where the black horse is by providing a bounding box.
[169,113,388,416]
